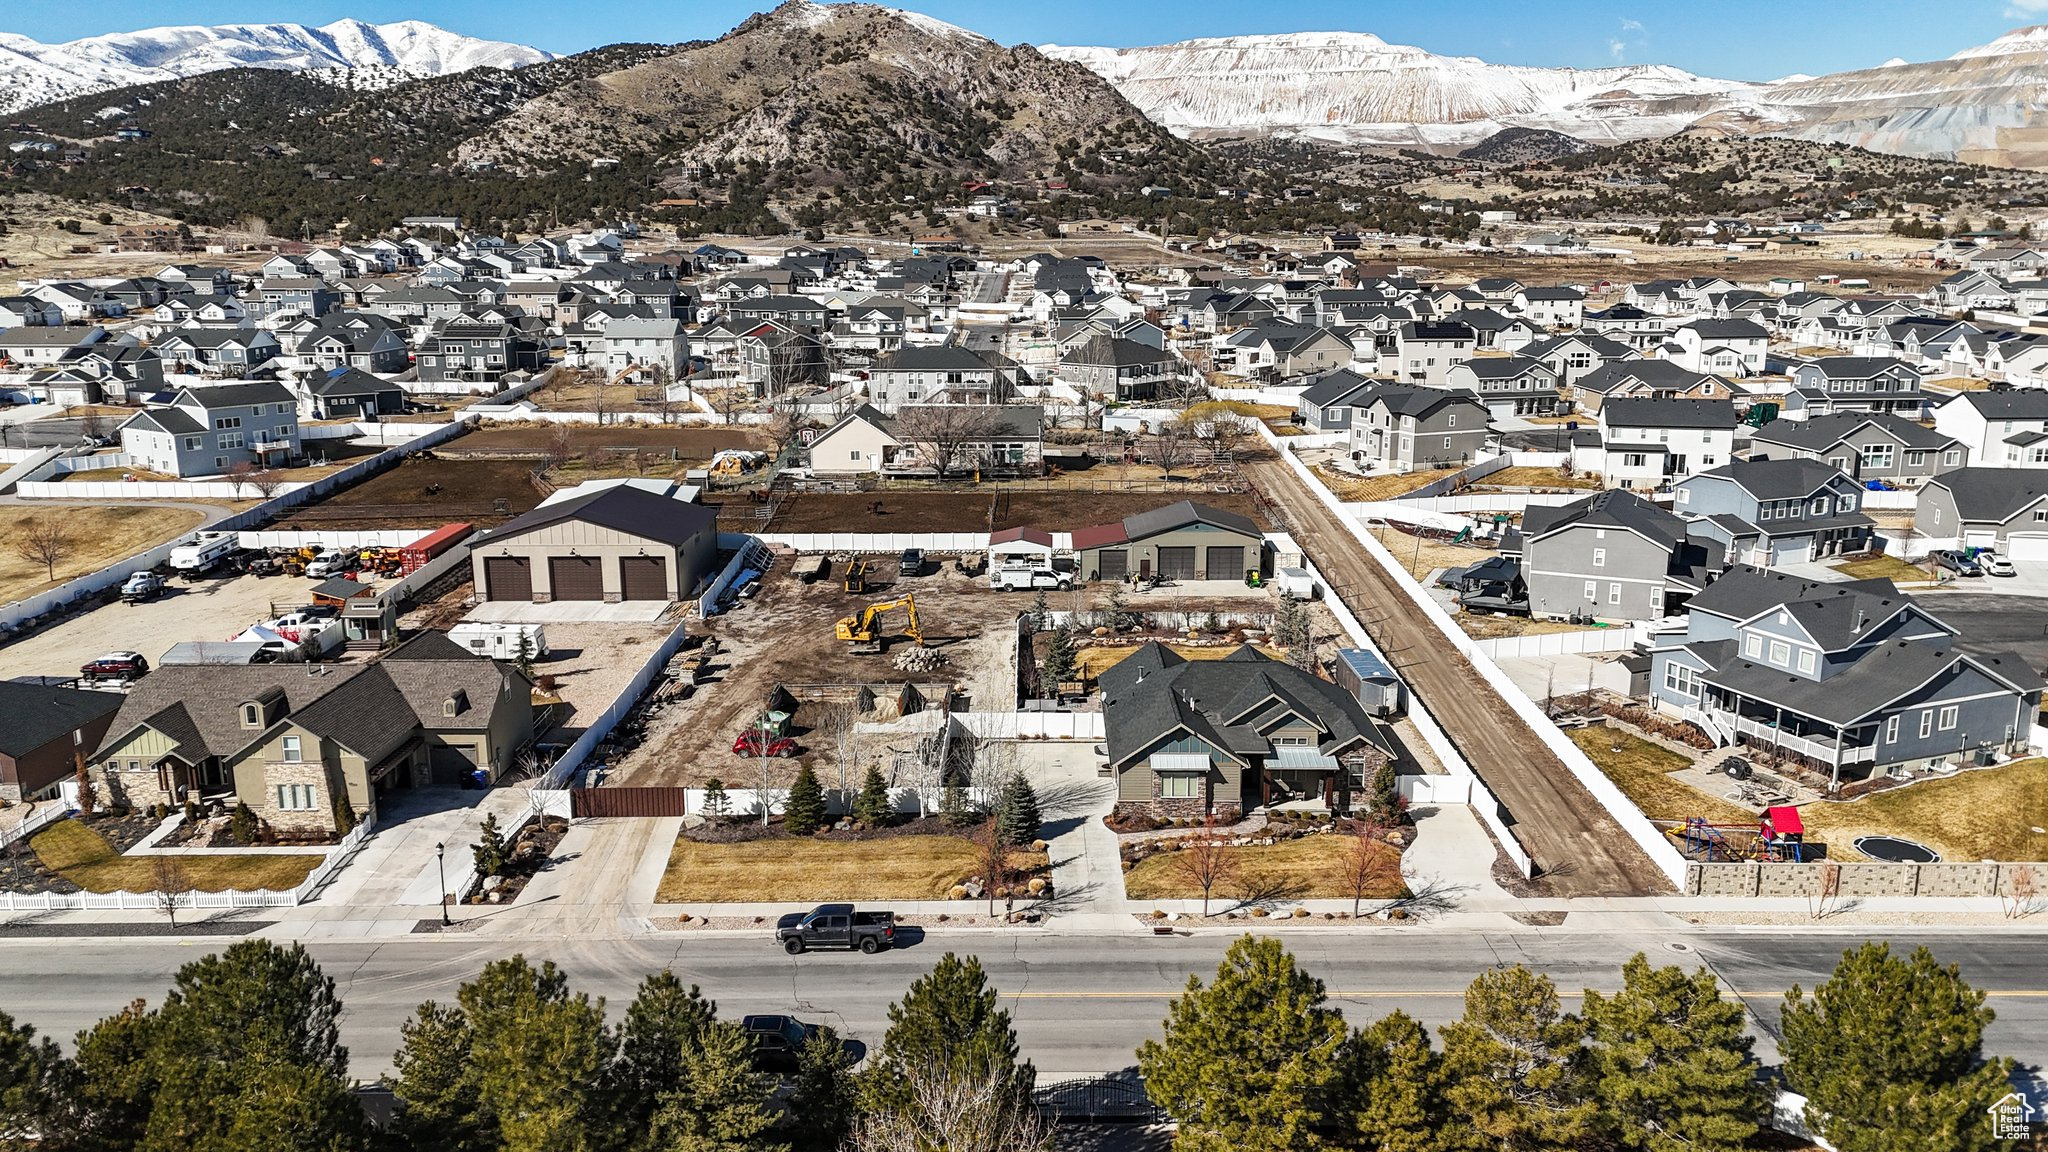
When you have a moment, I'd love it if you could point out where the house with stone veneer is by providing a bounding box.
[88,634,533,835]
[1101,643,1391,816]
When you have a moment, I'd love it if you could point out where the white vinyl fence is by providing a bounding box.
[0,814,371,911]
[1471,627,1637,661]
[1269,427,1687,889]
[756,532,997,553]
[538,620,701,790]
[953,712,1105,740]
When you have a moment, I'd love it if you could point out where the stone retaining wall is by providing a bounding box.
[1688,860,2037,898]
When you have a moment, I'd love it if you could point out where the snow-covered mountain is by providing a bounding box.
[1041,32,1765,150]
[1042,25,2048,168]
[0,19,552,115]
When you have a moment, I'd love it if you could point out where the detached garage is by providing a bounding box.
[471,485,719,604]
[1074,500,1267,583]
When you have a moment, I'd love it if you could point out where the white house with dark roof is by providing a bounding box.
[117,382,302,477]
[1666,319,1770,376]
[1931,391,2048,467]
[1593,397,1735,490]
[1510,286,1585,328]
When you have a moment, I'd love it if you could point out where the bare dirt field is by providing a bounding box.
[277,455,544,531]
[0,505,206,605]
[608,566,1025,788]
[740,488,1272,535]
[447,424,767,458]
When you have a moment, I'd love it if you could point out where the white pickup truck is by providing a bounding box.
[990,565,1072,591]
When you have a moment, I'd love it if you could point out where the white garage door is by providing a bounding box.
[2004,535,2048,561]
[1771,538,1812,565]
[1965,530,1999,550]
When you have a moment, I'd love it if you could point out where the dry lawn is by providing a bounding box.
[1314,464,1463,503]
[0,505,206,604]
[1476,466,1600,490]
[1568,727,1750,824]
[1798,759,2048,862]
[656,833,1047,902]
[1458,616,1613,641]
[59,466,178,482]
[1123,835,1406,902]
[1363,523,1497,580]
[1830,554,1933,583]
[31,820,322,894]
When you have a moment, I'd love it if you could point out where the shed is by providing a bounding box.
[988,526,1056,570]
[1332,648,1405,717]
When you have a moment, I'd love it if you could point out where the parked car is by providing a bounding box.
[80,651,149,683]
[733,730,799,758]
[897,547,924,578]
[303,550,352,579]
[774,904,896,955]
[1932,550,1983,577]
[740,1015,867,1074]
[120,572,164,603]
[1983,554,2017,577]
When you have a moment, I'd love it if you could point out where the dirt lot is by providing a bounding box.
[0,505,206,605]
[448,423,767,458]
[0,570,318,680]
[741,488,1271,535]
[277,454,543,531]
[609,565,1025,788]
[528,621,675,746]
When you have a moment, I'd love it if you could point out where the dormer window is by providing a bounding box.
[444,690,469,717]
[241,703,261,728]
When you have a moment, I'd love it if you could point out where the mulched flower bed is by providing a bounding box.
[0,808,158,894]
[465,816,570,905]
[681,814,988,845]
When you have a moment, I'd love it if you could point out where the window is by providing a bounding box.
[1159,774,1202,799]
[275,784,317,811]
[183,436,201,451]
[1592,548,1607,568]
[1584,580,1598,602]
[1860,445,1895,470]
[1919,710,1934,739]
[212,416,241,430]
[241,704,259,727]
[1939,705,1959,732]
[1609,583,1622,605]
[1675,488,1690,505]
[281,736,301,762]
[1444,437,1453,450]
[1447,414,1457,427]
[1944,450,1961,466]
[1745,634,1763,658]
[1885,715,1900,744]
[1811,498,1829,517]
[1769,640,1791,666]
[1663,663,1700,699]
[1797,649,1816,675]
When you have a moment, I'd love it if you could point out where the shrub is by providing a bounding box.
[783,764,827,836]
[227,803,260,846]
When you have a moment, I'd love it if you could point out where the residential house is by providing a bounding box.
[293,318,408,375]
[0,297,62,327]
[415,321,537,389]
[1570,360,1732,416]
[1517,333,1637,390]
[1058,335,1185,402]
[1293,368,1376,433]
[0,325,106,368]
[1648,568,2041,785]
[805,403,1044,477]
[299,367,407,420]
[863,345,1017,414]
[0,682,122,802]
[602,317,689,378]
[117,382,302,477]
[150,328,281,375]
[1510,286,1585,328]
[90,634,536,827]
[1930,391,2048,467]
[1915,468,2048,557]
[1666,319,1770,376]
[1674,459,1873,565]
[1225,324,1353,381]
[1783,357,1925,418]
[1348,384,1492,473]
[1594,397,1735,490]
[1393,321,1476,387]
[1443,356,1562,419]
[1101,643,1392,815]
[1748,414,1962,488]
[1517,489,1722,622]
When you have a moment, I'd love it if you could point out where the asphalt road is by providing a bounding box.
[1247,459,1667,896]
[1,930,2043,1085]
[1918,594,2048,669]
[0,414,98,449]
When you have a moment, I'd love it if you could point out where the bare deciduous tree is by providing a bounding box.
[152,856,193,928]
[642,363,678,425]
[544,423,577,472]
[13,515,70,582]
[817,702,864,796]
[845,1060,1052,1152]
[248,468,285,501]
[1339,815,1402,917]
[973,810,1012,918]
[895,404,1001,479]
[1147,416,1193,477]
[225,459,255,499]
[79,409,107,441]
[1171,813,1238,916]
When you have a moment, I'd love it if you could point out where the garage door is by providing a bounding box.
[483,557,532,602]
[2005,535,2048,561]
[429,743,481,788]
[619,555,669,601]
[1205,546,1245,581]
[1157,547,1197,581]
[1770,538,1811,566]
[1096,549,1127,580]
[548,556,605,601]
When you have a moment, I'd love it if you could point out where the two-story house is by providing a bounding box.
[1593,397,1735,490]
[1674,459,1873,565]
[1648,568,2041,787]
[1294,368,1376,433]
[1101,643,1392,816]
[1570,360,1732,416]
[1666,319,1770,376]
[1930,391,2048,467]
[1748,414,1962,488]
[1058,335,1184,402]
[1915,468,2048,558]
[1515,489,1722,622]
[1783,357,1926,418]
[416,321,534,388]
[602,317,690,378]
[1394,321,1476,387]
[1443,356,1562,419]
[863,345,1017,414]
[89,634,535,831]
[117,382,303,477]
[1348,384,1492,473]
[1517,333,1637,390]
[151,328,281,376]
[1510,286,1585,329]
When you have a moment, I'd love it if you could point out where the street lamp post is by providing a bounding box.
[435,841,450,926]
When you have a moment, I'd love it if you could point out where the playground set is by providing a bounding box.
[1671,807,1810,862]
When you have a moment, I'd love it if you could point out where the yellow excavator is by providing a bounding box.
[835,595,923,655]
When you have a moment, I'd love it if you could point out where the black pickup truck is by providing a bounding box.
[774,903,896,954]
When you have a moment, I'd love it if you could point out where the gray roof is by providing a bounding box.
[1601,396,1734,430]
[1121,499,1262,542]
[1680,318,1769,340]
[172,381,294,409]
[1356,383,1488,420]
[1523,489,1685,550]
[1925,467,2048,523]
[1682,565,1900,623]
[871,345,998,373]
[307,367,402,398]
[1100,643,1388,768]
[1951,391,2048,420]
[1687,457,1852,500]
[0,681,123,758]
[1750,413,1957,453]
[1060,335,1174,369]
[1454,356,1554,381]
[487,485,717,548]
[1574,359,1716,395]
[1799,356,1918,380]
[1699,640,2040,726]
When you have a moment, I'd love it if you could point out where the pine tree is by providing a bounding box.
[1582,954,1764,1152]
[863,953,1034,1122]
[783,764,828,836]
[607,971,718,1146]
[0,1010,72,1144]
[1371,760,1402,820]
[996,771,1042,847]
[1781,943,2014,1152]
[386,1003,486,1152]
[645,1021,780,1152]
[702,778,729,820]
[1042,627,1078,688]
[1029,588,1050,633]
[1439,965,1596,1152]
[783,1029,858,1152]
[1138,935,1351,1151]
[472,813,508,880]
[852,765,894,829]
[940,784,975,828]
[1342,1010,1446,1152]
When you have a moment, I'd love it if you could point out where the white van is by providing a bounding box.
[168,532,239,577]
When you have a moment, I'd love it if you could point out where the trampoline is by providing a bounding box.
[1853,835,1939,863]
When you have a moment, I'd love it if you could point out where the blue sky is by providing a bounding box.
[6,0,2042,81]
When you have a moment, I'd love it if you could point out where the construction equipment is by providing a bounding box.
[710,449,768,477]
[835,595,924,655]
[277,545,319,576]
[842,559,872,594]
